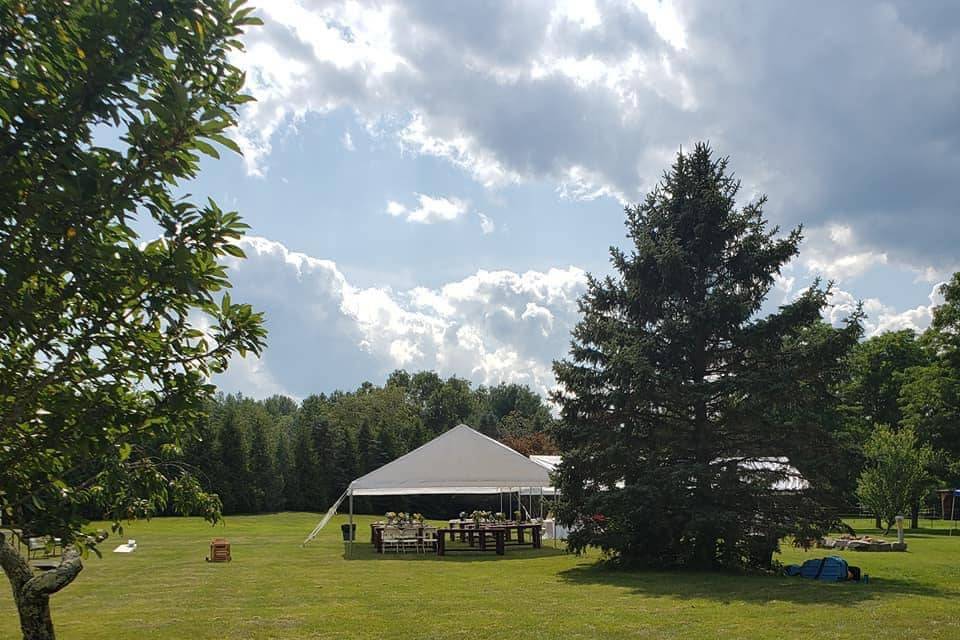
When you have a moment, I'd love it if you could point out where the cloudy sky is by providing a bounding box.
[188,0,959,400]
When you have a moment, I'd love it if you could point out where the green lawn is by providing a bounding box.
[2,513,959,639]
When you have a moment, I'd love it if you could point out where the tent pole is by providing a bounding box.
[952,491,956,536]
[554,488,559,548]
[348,490,354,555]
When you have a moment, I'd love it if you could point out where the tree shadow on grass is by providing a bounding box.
[557,563,951,606]
[341,543,568,562]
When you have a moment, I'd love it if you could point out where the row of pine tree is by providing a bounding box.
[179,371,557,515]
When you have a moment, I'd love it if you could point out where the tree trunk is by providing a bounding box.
[911,502,919,530]
[874,516,881,529]
[0,533,83,640]
[691,318,716,570]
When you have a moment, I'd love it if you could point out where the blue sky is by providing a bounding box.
[189,0,960,400]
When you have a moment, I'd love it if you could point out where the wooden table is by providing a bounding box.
[492,523,543,548]
[448,519,478,542]
[446,520,543,545]
[371,524,428,553]
[457,522,543,548]
[436,527,505,555]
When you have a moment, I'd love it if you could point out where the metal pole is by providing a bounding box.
[348,490,354,555]
[952,491,957,536]
[553,488,560,548]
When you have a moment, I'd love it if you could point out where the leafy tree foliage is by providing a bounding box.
[290,424,321,511]
[830,330,932,518]
[552,144,861,569]
[374,427,401,469]
[845,330,928,427]
[159,373,557,518]
[928,273,960,371]
[248,408,282,512]
[899,364,960,472]
[0,3,264,638]
[331,426,358,497]
[356,420,376,476]
[422,376,476,434]
[217,407,253,514]
[856,426,936,532]
[897,273,960,486]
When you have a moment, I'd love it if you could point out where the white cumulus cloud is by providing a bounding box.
[478,212,496,234]
[232,0,960,268]
[825,282,946,337]
[385,193,469,224]
[216,236,588,399]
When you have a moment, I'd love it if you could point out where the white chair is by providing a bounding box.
[26,537,47,559]
[420,526,438,553]
[399,527,420,553]
[381,526,402,553]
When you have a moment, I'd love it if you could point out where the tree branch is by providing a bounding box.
[0,532,33,589]
[23,549,83,597]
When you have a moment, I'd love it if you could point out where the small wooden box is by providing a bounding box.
[206,538,232,563]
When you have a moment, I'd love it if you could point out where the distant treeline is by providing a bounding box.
[178,370,558,516]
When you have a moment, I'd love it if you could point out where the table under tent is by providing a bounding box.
[302,424,555,555]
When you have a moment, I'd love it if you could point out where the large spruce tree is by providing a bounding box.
[552,143,862,569]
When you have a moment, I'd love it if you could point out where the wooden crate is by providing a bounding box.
[206,538,231,562]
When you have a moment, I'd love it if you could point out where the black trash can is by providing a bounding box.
[341,523,357,541]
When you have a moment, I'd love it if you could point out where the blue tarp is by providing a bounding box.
[789,556,850,582]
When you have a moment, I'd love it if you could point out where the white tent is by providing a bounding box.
[522,455,561,496]
[730,457,810,492]
[529,455,562,472]
[303,424,552,546]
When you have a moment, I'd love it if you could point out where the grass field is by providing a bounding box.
[2,513,959,639]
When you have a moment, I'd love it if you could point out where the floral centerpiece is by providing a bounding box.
[385,511,414,525]
[493,512,507,523]
[470,510,493,525]
[514,510,523,522]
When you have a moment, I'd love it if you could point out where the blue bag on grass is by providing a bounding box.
[793,556,849,581]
